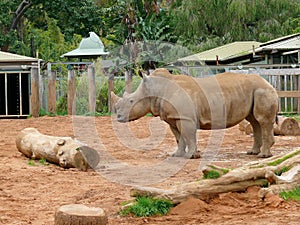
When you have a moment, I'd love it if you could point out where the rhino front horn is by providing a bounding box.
[110,92,120,107]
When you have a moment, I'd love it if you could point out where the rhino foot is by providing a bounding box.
[171,151,186,157]
[246,150,260,155]
[182,151,201,159]
[257,152,272,158]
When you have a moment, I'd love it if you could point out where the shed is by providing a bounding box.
[0,51,40,117]
[177,41,261,65]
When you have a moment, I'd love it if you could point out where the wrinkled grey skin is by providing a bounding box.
[111,68,278,159]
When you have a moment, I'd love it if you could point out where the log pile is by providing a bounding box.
[239,116,300,136]
[130,149,300,204]
[16,128,99,171]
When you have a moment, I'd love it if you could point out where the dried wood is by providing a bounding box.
[131,149,300,204]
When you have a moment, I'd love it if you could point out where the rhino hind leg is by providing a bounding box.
[257,123,274,158]
[251,89,277,158]
[246,115,262,155]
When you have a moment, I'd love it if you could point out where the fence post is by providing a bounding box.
[30,67,40,117]
[68,70,76,115]
[88,65,96,113]
[298,75,300,113]
[108,73,114,113]
[48,70,56,114]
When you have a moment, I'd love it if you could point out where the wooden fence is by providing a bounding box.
[30,65,300,117]
[231,68,300,114]
[176,65,300,114]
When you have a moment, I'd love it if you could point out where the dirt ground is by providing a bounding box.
[1,116,300,225]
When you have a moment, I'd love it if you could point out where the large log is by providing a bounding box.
[55,204,107,225]
[274,116,300,135]
[131,149,300,204]
[239,116,300,136]
[16,128,99,171]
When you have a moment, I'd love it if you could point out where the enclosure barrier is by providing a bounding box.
[31,64,300,116]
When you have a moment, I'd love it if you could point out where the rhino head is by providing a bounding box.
[111,74,152,122]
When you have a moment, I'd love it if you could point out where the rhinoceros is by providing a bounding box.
[111,68,278,159]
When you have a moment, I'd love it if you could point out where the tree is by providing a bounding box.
[0,0,102,56]
[170,0,300,51]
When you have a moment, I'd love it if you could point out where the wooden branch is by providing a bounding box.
[131,149,300,204]
[9,0,32,31]
[16,128,99,171]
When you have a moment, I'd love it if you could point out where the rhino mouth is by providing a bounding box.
[117,114,128,122]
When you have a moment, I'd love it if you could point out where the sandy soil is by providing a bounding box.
[0,116,300,225]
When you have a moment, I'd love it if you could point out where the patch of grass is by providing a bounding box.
[28,159,36,166]
[267,150,300,166]
[120,197,174,217]
[275,166,292,176]
[280,187,300,202]
[221,168,230,174]
[203,170,220,179]
[39,158,49,166]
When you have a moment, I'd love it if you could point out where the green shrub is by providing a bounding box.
[120,197,174,217]
[280,187,300,202]
[203,170,221,179]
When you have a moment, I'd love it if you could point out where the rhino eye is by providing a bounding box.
[130,99,134,104]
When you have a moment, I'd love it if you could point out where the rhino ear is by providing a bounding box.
[142,73,150,82]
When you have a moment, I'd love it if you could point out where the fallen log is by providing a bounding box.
[131,149,300,204]
[239,116,300,136]
[55,204,107,225]
[16,128,99,171]
[274,116,300,135]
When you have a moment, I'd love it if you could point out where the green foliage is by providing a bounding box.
[267,150,300,166]
[203,170,221,179]
[275,166,292,176]
[28,159,36,166]
[120,197,174,217]
[39,158,49,166]
[171,0,300,50]
[280,187,300,202]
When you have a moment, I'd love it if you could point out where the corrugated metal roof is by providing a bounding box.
[255,35,300,51]
[259,33,300,47]
[178,41,261,62]
[0,51,38,62]
[61,32,109,58]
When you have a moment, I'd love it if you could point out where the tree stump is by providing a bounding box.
[239,116,300,136]
[274,116,300,135]
[131,149,300,204]
[16,128,99,171]
[55,204,107,225]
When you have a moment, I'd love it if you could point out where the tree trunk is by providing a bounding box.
[16,128,99,171]
[131,149,300,204]
[10,0,32,31]
[55,204,107,225]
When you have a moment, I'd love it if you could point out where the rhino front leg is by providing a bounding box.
[169,125,186,157]
[177,120,200,159]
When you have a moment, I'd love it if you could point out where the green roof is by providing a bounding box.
[178,41,261,62]
[61,32,109,58]
[0,51,38,62]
